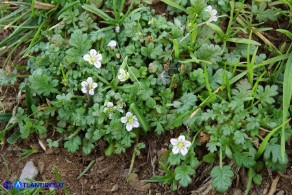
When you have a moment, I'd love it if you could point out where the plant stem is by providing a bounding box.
[77,160,96,180]
[127,136,139,176]
[68,127,82,139]
[219,146,223,168]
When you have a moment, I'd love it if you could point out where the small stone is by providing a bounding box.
[19,161,39,183]
[276,191,285,195]
[90,185,94,189]
[233,188,242,195]
[82,179,88,185]
[38,161,45,175]
[45,149,54,154]
[111,184,119,192]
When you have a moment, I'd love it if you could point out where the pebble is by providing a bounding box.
[38,161,45,175]
[111,184,119,192]
[276,191,285,195]
[19,161,39,183]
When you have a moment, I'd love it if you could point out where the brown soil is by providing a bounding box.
[0,135,292,195]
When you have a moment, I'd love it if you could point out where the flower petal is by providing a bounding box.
[170,138,178,146]
[184,140,191,148]
[126,112,133,117]
[81,87,87,94]
[109,113,113,119]
[172,146,180,154]
[178,135,185,142]
[121,117,127,123]
[107,102,114,107]
[90,49,97,56]
[94,61,101,69]
[205,5,212,12]
[126,123,133,131]
[81,81,88,87]
[211,9,217,15]
[92,82,98,89]
[83,54,91,62]
[97,53,102,61]
[180,147,188,156]
[133,120,139,128]
[87,77,93,84]
[88,89,94,95]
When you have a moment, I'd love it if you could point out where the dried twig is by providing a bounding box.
[268,175,280,195]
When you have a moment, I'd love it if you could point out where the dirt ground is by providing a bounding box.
[0,133,292,194]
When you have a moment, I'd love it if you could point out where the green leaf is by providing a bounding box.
[28,69,58,96]
[203,153,215,163]
[264,143,287,164]
[253,174,262,185]
[233,131,248,145]
[234,152,256,168]
[168,152,182,165]
[83,141,95,155]
[255,85,278,105]
[64,136,81,153]
[211,166,234,193]
[0,69,17,85]
[206,142,220,153]
[67,30,92,63]
[175,93,197,114]
[174,164,195,187]
[105,143,115,156]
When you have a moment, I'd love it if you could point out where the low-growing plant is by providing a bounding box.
[1,0,291,193]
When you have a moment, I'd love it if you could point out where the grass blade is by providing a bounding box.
[227,38,261,46]
[82,4,112,21]
[161,0,187,12]
[130,103,150,132]
[281,52,292,161]
[53,166,71,195]
[276,29,292,40]
[25,85,33,115]
[7,130,21,144]
[0,113,12,122]
[255,119,290,160]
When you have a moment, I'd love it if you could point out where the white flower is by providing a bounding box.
[107,40,117,50]
[81,77,97,95]
[116,100,125,113]
[117,68,129,82]
[103,102,116,119]
[83,49,102,68]
[170,135,191,156]
[115,25,120,33]
[121,112,139,131]
[205,5,218,23]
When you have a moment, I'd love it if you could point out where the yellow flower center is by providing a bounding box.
[90,56,97,63]
[177,142,185,148]
[128,117,134,124]
[88,83,93,89]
